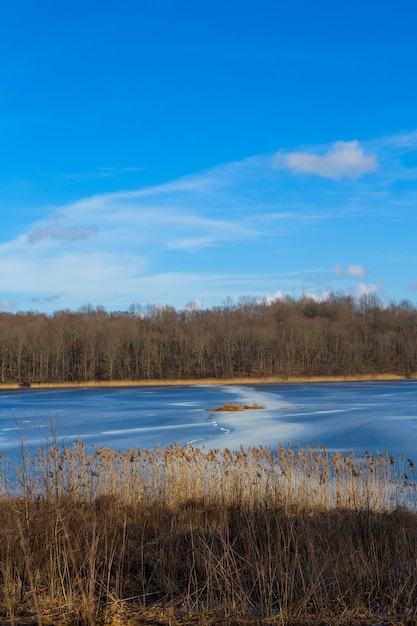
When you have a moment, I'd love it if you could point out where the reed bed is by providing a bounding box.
[1,442,417,625]
[0,372,414,391]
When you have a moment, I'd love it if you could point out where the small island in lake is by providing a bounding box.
[207,401,265,411]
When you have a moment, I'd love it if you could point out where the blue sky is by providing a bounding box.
[1,0,417,313]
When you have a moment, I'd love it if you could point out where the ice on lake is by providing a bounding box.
[0,380,416,463]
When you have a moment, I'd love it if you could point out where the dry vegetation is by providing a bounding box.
[207,402,265,412]
[0,373,411,392]
[1,440,417,625]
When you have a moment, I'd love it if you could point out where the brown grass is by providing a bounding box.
[0,372,414,390]
[0,441,416,624]
[207,402,265,412]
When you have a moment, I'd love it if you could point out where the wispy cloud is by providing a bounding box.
[59,165,148,182]
[275,140,378,179]
[333,264,366,279]
[1,130,416,312]
[28,224,98,244]
[30,294,62,304]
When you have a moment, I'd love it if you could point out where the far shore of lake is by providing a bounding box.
[0,372,415,391]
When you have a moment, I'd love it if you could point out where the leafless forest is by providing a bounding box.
[1,293,417,385]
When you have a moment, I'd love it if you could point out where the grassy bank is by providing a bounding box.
[0,372,414,390]
[1,442,417,625]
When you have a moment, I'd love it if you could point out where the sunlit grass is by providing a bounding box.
[0,372,414,390]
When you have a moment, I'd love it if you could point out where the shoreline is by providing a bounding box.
[0,373,414,391]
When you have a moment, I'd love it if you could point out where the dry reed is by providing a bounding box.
[0,441,416,625]
[0,372,415,391]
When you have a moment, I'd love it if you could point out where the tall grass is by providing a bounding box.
[0,372,414,391]
[0,442,417,624]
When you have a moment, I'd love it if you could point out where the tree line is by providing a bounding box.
[1,293,417,385]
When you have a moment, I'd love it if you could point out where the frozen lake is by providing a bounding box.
[0,380,416,463]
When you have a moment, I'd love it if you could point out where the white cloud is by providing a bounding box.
[304,289,332,302]
[333,264,366,279]
[275,140,378,179]
[264,290,284,304]
[184,299,203,311]
[1,130,417,313]
[351,281,381,299]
